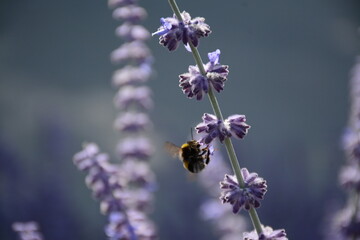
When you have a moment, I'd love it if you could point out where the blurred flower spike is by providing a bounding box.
[243,226,288,240]
[179,49,229,100]
[152,11,211,51]
[220,169,267,214]
[196,113,250,144]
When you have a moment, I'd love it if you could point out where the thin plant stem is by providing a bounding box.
[168,0,263,235]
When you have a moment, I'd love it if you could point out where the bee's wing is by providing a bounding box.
[164,142,181,159]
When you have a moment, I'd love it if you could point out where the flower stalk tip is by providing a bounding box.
[152,10,211,51]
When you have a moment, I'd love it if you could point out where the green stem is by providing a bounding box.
[249,207,263,235]
[167,0,263,235]
[168,0,183,21]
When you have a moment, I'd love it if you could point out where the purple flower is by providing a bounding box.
[342,128,360,164]
[111,41,152,64]
[179,65,208,100]
[84,154,122,199]
[116,137,153,160]
[114,112,151,132]
[112,5,147,22]
[179,49,229,100]
[104,211,133,239]
[105,210,157,240]
[196,113,230,144]
[196,113,250,144]
[330,203,360,239]
[108,0,137,8]
[74,143,125,200]
[112,64,152,87]
[73,143,100,171]
[243,226,288,240]
[339,164,360,191]
[120,160,156,190]
[152,11,211,51]
[114,86,153,110]
[12,222,44,240]
[115,188,153,212]
[115,22,150,41]
[224,114,251,139]
[220,169,267,213]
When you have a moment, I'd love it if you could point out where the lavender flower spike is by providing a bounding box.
[179,49,229,100]
[152,11,211,51]
[243,225,288,240]
[196,113,250,144]
[220,168,267,213]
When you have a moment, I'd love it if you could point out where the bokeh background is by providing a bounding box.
[1,0,360,239]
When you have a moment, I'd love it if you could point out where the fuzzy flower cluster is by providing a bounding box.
[220,168,267,213]
[179,49,229,100]
[152,11,211,51]
[327,58,360,239]
[12,222,44,240]
[196,113,250,144]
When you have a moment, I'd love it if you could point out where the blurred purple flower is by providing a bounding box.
[220,169,267,213]
[342,128,360,164]
[115,188,153,212]
[114,112,151,132]
[73,142,100,171]
[74,143,125,201]
[120,160,156,190]
[114,86,153,110]
[112,5,147,22]
[111,41,152,64]
[12,222,44,240]
[339,164,360,191]
[179,49,229,100]
[108,0,137,8]
[196,113,250,144]
[115,22,150,41]
[116,137,153,161]
[243,226,288,240]
[329,203,360,239]
[152,11,211,51]
[112,64,152,87]
[105,210,157,240]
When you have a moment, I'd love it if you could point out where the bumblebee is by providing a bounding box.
[165,140,211,173]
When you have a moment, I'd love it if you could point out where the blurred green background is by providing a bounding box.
[1,0,360,239]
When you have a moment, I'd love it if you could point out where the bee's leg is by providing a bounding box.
[199,149,207,156]
[205,150,210,165]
